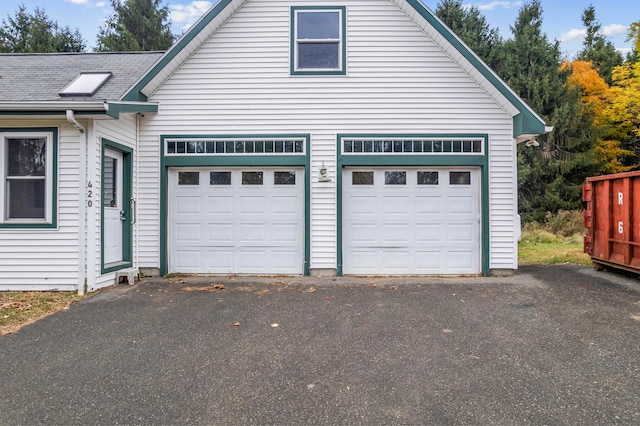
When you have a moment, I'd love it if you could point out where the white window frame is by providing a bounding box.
[0,130,55,225]
[292,7,345,74]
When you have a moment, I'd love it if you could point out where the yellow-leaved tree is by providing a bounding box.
[603,61,640,171]
[561,60,635,173]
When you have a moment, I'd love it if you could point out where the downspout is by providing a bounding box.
[66,110,87,296]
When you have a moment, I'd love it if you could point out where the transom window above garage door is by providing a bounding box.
[342,138,483,154]
[165,138,305,155]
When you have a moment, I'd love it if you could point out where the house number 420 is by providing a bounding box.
[87,181,93,207]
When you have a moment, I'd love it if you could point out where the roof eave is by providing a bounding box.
[105,101,159,118]
[0,101,158,118]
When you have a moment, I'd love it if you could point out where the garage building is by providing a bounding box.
[0,0,548,292]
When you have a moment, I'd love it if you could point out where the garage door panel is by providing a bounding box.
[240,196,266,215]
[207,250,234,272]
[348,223,377,243]
[348,196,378,214]
[415,224,442,243]
[447,196,475,215]
[239,224,268,243]
[208,196,233,214]
[447,251,475,269]
[383,224,410,243]
[416,196,441,214]
[238,249,267,270]
[208,223,233,243]
[169,168,304,274]
[271,223,298,243]
[383,250,412,273]
[415,251,442,271]
[176,250,202,269]
[349,249,378,273]
[383,196,411,214]
[447,223,476,242]
[344,167,480,275]
[271,250,301,269]
[175,223,202,242]
[272,195,299,213]
[176,196,202,215]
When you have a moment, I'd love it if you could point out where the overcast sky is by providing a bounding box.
[0,0,636,57]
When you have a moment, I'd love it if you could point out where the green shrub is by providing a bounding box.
[520,229,563,244]
[522,209,585,238]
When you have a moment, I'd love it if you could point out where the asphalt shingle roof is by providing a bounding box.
[0,51,164,102]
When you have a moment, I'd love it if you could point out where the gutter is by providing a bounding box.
[66,110,87,296]
[1,101,107,112]
[0,101,158,118]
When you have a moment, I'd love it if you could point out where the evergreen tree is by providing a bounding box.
[0,4,85,53]
[578,6,623,84]
[96,0,174,52]
[435,0,503,71]
[501,1,600,221]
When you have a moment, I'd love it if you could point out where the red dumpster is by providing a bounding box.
[583,171,640,273]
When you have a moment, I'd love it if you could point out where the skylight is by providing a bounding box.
[59,72,112,97]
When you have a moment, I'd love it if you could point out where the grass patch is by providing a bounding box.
[519,210,591,266]
[519,230,591,266]
[0,291,84,336]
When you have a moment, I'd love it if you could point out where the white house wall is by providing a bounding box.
[138,0,519,273]
[0,118,82,290]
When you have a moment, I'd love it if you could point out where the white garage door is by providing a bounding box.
[343,167,480,275]
[169,168,304,274]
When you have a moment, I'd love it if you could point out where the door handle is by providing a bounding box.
[130,198,137,225]
[120,210,126,221]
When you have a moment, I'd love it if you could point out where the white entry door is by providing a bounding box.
[103,149,123,265]
[169,168,304,274]
[343,167,481,275]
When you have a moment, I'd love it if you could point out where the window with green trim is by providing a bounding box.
[0,129,56,225]
[292,7,345,74]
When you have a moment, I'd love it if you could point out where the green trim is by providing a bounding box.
[100,139,133,274]
[122,0,235,101]
[403,0,546,137]
[159,134,311,276]
[105,102,158,119]
[0,127,58,229]
[303,137,311,276]
[336,133,490,277]
[290,6,347,76]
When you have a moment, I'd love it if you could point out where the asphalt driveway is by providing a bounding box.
[1,264,640,425]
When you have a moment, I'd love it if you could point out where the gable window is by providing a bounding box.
[291,6,346,75]
[0,129,57,227]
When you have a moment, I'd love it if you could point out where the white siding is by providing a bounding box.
[0,118,83,290]
[138,0,519,272]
